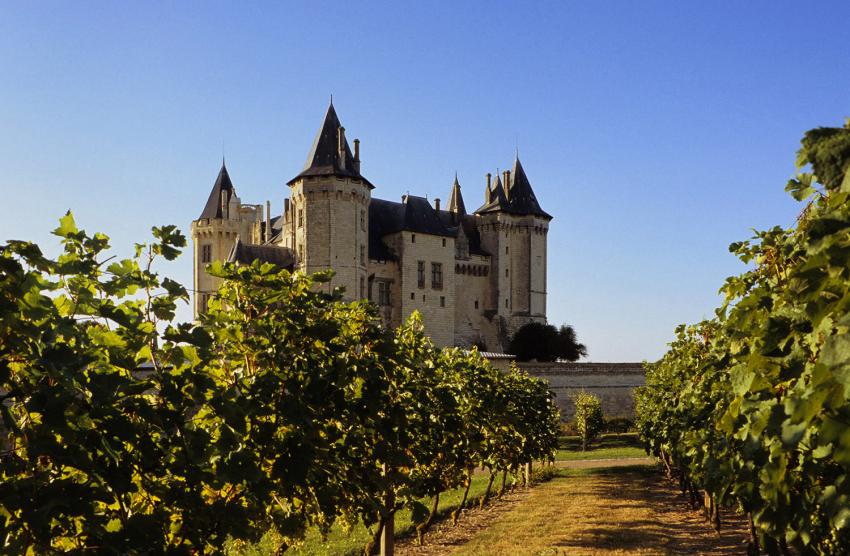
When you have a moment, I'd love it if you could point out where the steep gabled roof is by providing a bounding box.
[474,173,509,214]
[435,210,489,256]
[507,156,551,219]
[287,102,373,188]
[199,162,235,219]
[227,238,295,269]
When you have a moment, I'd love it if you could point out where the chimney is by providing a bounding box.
[338,126,346,170]
[220,190,228,219]
[504,170,511,200]
[265,200,271,241]
[435,198,441,212]
[353,138,360,173]
[485,173,492,202]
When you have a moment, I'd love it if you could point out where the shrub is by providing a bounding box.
[573,391,604,451]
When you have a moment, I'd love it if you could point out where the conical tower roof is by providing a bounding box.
[287,101,373,187]
[447,173,466,215]
[507,156,551,219]
[199,161,235,219]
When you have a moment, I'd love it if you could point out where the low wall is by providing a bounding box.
[517,362,646,420]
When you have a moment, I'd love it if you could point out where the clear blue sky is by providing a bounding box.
[2,1,848,361]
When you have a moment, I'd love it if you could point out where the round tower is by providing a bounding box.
[285,102,373,300]
[190,162,241,316]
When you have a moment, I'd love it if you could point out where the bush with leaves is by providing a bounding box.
[573,391,604,451]
[0,213,265,553]
[636,119,850,555]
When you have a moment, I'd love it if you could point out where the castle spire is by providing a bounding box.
[507,155,551,219]
[447,173,466,216]
[198,160,235,220]
[287,102,373,188]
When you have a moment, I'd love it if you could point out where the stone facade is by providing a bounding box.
[518,362,646,420]
[191,102,552,351]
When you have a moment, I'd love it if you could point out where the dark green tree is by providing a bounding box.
[509,322,587,362]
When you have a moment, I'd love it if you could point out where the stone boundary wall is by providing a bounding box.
[517,362,646,420]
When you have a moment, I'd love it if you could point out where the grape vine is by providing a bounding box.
[0,216,559,554]
[636,120,850,555]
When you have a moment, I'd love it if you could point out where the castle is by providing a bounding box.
[191,102,551,351]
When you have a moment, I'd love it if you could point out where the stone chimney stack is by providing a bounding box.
[338,126,346,170]
[220,190,228,219]
[265,200,271,241]
[504,170,511,200]
[485,173,492,202]
[353,138,360,173]
[434,198,440,212]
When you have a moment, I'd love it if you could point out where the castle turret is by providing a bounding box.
[475,156,551,345]
[190,161,267,316]
[191,162,239,316]
[286,101,373,300]
[447,173,466,222]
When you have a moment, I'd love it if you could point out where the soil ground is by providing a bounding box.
[397,464,750,556]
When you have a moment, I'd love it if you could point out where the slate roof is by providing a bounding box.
[287,102,374,188]
[441,212,488,256]
[227,238,295,269]
[369,196,488,261]
[447,174,466,215]
[507,157,551,219]
[199,162,235,219]
[474,173,509,214]
[474,158,551,219]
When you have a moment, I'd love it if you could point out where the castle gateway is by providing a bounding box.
[191,102,551,351]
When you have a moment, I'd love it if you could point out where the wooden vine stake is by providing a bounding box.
[380,513,394,556]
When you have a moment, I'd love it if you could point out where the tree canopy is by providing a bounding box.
[509,322,587,362]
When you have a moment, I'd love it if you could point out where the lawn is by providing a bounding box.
[227,473,500,556]
[554,432,646,462]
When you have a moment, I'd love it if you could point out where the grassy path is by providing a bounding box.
[438,466,749,556]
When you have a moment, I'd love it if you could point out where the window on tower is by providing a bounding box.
[378,281,390,306]
[360,244,366,266]
[298,209,303,228]
[201,244,212,263]
[360,276,365,299]
[417,260,425,288]
[360,209,366,231]
[431,262,443,289]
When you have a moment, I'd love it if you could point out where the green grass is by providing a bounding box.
[227,473,503,556]
[554,432,646,462]
[227,437,641,555]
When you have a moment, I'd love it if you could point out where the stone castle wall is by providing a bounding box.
[517,362,646,420]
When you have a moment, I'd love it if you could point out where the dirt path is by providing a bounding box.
[400,465,749,556]
[555,457,654,469]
